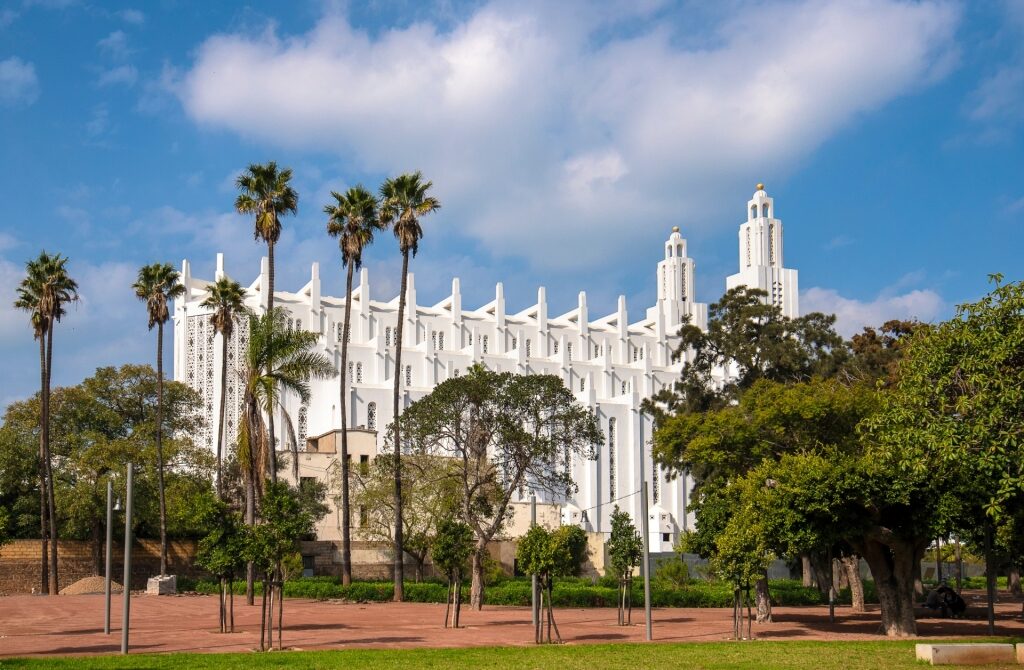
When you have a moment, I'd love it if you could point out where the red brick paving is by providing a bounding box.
[1,593,1022,657]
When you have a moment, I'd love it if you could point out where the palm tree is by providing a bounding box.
[133,262,186,577]
[14,251,78,595]
[235,161,298,483]
[200,277,248,499]
[379,172,440,601]
[325,185,384,586]
[236,308,335,604]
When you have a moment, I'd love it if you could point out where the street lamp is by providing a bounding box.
[121,463,135,655]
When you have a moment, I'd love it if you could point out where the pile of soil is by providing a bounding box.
[59,576,122,595]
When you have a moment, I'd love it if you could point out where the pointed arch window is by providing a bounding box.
[337,324,344,342]
[432,331,437,350]
[580,377,586,392]
[526,339,532,357]
[405,365,412,387]
[482,335,488,354]
[298,406,308,450]
[348,361,354,383]
[750,204,757,220]
[438,332,445,350]
[567,343,573,361]
[356,363,363,384]
[385,327,392,347]
[367,402,377,430]
[553,340,559,355]
[762,203,769,218]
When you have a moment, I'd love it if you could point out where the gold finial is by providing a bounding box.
[672,226,680,233]
[756,182,765,191]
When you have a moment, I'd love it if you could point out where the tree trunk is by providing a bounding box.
[843,555,865,613]
[444,578,452,628]
[91,520,102,576]
[454,569,463,628]
[755,573,772,623]
[259,577,268,652]
[391,251,410,602]
[216,327,228,499]
[913,558,923,597]
[245,465,255,606]
[44,321,58,594]
[1008,566,1021,596]
[860,536,918,637]
[339,263,354,586]
[985,526,996,635]
[229,577,235,632]
[266,240,277,484]
[277,577,283,650]
[810,552,831,597]
[470,544,486,610]
[156,322,168,576]
[37,335,49,595]
[801,553,813,588]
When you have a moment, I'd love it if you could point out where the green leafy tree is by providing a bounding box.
[379,171,441,602]
[349,452,461,582]
[396,365,601,610]
[646,286,847,418]
[200,277,248,497]
[432,519,474,628]
[195,502,244,633]
[235,161,299,483]
[133,262,186,576]
[325,184,385,586]
[516,525,581,643]
[14,250,78,594]
[0,365,215,573]
[242,480,325,652]
[867,276,1024,634]
[607,506,642,625]
[841,320,924,387]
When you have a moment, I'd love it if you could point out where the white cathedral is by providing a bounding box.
[173,184,797,552]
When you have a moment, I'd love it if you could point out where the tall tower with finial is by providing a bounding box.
[648,226,708,330]
[726,183,799,318]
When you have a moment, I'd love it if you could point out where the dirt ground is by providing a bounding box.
[1,591,1022,657]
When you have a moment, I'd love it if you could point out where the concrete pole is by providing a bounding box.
[121,463,134,655]
[104,480,113,635]
[530,491,538,630]
[641,481,652,641]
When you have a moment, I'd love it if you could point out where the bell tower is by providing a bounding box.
[726,183,799,318]
[649,226,708,331]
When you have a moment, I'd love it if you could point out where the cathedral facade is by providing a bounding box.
[172,185,797,551]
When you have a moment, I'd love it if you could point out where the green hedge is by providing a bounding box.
[180,576,855,608]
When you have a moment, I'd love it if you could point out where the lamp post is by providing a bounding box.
[104,481,121,635]
[530,491,538,630]
[121,463,134,655]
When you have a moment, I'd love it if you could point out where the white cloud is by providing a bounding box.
[118,8,144,24]
[966,65,1024,124]
[0,8,18,27]
[175,0,959,270]
[0,57,39,106]
[801,286,946,336]
[97,29,131,60]
[97,64,138,87]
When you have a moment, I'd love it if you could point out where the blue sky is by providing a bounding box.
[1,0,1022,409]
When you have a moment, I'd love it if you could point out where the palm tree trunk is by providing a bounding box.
[37,334,49,595]
[266,240,277,484]
[391,251,409,602]
[156,321,168,576]
[246,457,256,606]
[339,262,354,586]
[216,328,228,499]
[44,320,58,594]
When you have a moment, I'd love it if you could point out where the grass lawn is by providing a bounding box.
[1,640,1022,670]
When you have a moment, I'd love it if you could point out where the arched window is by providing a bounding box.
[348,361,354,383]
[356,363,363,384]
[762,203,769,218]
[526,339,532,357]
[367,402,376,430]
[640,347,644,360]
[553,340,559,355]
[432,331,437,349]
[512,337,517,350]
[608,418,617,501]
[482,335,488,354]
[405,365,412,386]
[298,406,308,449]
[750,204,757,220]
[676,244,682,257]
[632,345,638,363]
[594,344,600,359]
[438,332,445,350]
[337,324,343,342]
[667,245,673,257]
[385,327,392,347]
[567,343,573,360]
[580,377,586,392]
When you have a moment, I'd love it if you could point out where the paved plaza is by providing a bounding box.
[2,593,1023,657]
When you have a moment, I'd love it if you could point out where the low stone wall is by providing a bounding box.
[0,539,201,595]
